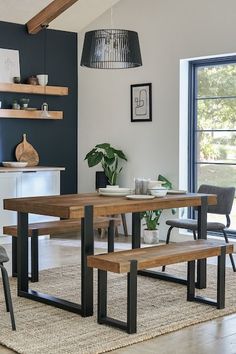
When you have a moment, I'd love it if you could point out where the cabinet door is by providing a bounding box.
[0,173,20,235]
[20,171,60,223]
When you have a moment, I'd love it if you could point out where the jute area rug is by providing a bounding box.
[0,263,236,354]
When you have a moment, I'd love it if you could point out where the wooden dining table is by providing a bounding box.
[4,192,217,317]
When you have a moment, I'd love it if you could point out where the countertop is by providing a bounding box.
[0,166,65,172]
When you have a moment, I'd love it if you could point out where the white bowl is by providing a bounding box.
[2,161,28,168]
[149,188,167,197]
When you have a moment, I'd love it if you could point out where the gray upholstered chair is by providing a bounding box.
[0,246,16,330]
[163,185,236,272]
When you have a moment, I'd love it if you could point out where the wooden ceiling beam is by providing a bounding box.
[26,0,79,34]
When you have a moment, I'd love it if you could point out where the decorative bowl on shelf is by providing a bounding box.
[2,161,28,168]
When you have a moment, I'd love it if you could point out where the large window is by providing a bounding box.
[189,57,236,234]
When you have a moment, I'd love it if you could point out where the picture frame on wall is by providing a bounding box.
[0,48,20,83]
[131,83,152,122]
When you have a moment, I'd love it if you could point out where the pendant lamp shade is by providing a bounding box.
[80,29,142,69]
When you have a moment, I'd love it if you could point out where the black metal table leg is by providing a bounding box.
[197,196,208,289]
[108,220,115,252]
[81,205,94,317]
[17,212,29,295]
[17,206,96,316]
[132,212,141,249]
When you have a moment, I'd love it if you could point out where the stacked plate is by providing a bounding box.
[98,187,132,197]
[2,161,28,167]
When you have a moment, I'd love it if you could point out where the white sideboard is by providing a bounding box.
[0,167,65,236]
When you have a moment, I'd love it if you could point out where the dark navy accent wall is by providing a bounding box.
[0,21,78,194]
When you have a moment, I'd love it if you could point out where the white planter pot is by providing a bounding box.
[143,229,159,244]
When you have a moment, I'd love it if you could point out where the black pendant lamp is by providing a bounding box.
[80,29,142,69]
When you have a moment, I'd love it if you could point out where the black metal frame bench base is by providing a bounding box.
[98,260,138,334]
[12,231,39,282]
[97,246,226,334]
[12,219,116,283]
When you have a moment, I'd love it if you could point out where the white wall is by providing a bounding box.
[78,0,236,194]
[78,0,236,238]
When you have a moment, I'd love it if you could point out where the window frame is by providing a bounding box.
[188,55,236,237]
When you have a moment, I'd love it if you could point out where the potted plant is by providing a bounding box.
[141,210,162,244]
[141,175,176,244]
[84,143,127,188]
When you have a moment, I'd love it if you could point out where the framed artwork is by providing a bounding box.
[0,48,20,83]
[131,83,152,122]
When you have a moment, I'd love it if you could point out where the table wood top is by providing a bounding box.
[3,192,217,219]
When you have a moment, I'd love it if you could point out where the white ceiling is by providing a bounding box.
[0,0,120,32]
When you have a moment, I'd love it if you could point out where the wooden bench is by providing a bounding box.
[88,240,233,334]
[3,217,120,282]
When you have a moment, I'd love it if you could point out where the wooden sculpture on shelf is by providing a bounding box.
[15,134,39,166]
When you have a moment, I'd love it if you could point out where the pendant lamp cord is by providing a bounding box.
[42,25,48,101]
[111,6,113,28]
[40,24,50,117]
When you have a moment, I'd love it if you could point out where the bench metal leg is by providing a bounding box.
[98,270,107,323]
[127,260,137,333]
[187,260,195,301]
[187,246,226,309]
[97,260,138,334]
[12,236,17,278]
[0,264,16,330]
[217,246,226,309]
[12,233,39,282]
[31,231,39,283]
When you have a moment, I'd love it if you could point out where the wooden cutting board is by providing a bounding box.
[15,134,39,166]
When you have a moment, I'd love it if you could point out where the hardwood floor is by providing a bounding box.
[0,234,236,354]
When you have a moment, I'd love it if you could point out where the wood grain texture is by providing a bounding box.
[3,193,217,219]
[0,83,68,96]
[15,134,39,166]
[0,109,63,120]
[87,240,233,273]
[3,217,121,237]
[26,0,79,34]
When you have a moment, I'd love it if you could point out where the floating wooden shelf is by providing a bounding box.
[0,109,63,120]
[0,83,68,96]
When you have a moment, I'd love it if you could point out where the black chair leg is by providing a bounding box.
[1,264,9,312]
[121,214,129,236]
[222,230,236,272]
[193,230,197,240]
[0,264,16,330]
[162,226,173,272]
